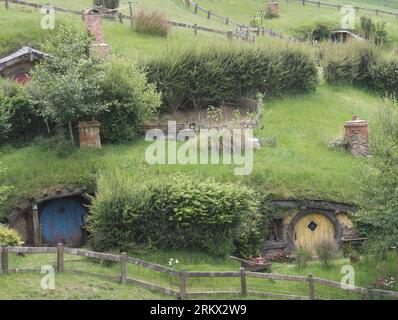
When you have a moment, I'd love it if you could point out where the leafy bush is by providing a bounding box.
[0,80,43,144]
[315,239,339,267]
[354,107,398,256]
[93,0,119,9]
[146,45,318,112]
[134,8,171,37]
[97,58,161,143]
[293,248,312,269]
[88,172,261,256]
[323,42,379,86]
[0,224,23,246]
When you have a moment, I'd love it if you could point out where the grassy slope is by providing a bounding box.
[0,85,391,221]
[2,250,397,300]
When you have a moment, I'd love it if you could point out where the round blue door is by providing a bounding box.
[40,198,87,247]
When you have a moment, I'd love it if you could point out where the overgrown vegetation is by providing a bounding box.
[146,45,318,112]
[315,239,339,267]
[355,105,398,256]
[88,171,263,257]
[134,8,171,37]
[93,0,119,9]
[323,41,398,98]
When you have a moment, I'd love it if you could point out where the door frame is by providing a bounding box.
[287,208,342,251]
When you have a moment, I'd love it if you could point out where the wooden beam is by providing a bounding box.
[179,270,187,300]
[32,205,40,246]
[308,273,315,300]
[240,267,247,296]
[121,252,127,284]
[57,243,64,273]
[1,246,9,274]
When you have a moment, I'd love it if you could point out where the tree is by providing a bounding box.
[354,106,398,256]
[29,26,109,146]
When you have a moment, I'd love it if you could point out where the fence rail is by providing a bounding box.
[0,0,254,42]
[288,0,398,19]
[2,245,398,300]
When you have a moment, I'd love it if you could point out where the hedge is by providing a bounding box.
[145,45,318,112]
[88,172,263,257]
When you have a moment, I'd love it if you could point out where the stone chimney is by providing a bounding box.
[267,1,280,16]
[344,115,369,157]
[83,8,110,58]
[78,120,102,148]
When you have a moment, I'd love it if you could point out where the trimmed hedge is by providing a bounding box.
[88,172,263,257]
[145,45,318,112]
[323,42,398,97]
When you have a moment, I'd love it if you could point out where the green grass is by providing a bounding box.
[2,249,397,299]
[0,84,394,220]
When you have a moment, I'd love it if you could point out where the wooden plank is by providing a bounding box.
[248,291,307,300]
[126,277,179,296]
[126,256,178,275]
[64,248,120,262]
[186,271,240,278]
[187,291,241,297]
[8,268,42,273]
[7,246,57,253]
[246,272,308,282]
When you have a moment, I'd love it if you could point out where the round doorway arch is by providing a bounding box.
[287,209,342,254]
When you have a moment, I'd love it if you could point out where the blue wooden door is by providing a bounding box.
[40,198,87,247]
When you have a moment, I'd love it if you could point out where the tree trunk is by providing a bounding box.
[68,120,75,148]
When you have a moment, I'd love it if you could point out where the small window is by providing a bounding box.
[307,220,318,232]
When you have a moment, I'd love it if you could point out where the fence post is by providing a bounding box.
[367,288,374,300]
[118,12,123,24]
[5,0,9,9]
[179,270,187,300]
[227,30,233,40]
[240,267,247,296]
[120,252,127,284]
[128,1,133,27]
[207,10,211,19]
[318,1,320,8]
[185,0,190,7]
[194,3,198,14]
[57,243,64,273]
[302,0,305,5]
[308,273,315,300]
[1,245,9,274]
[226,17,229,25]
[376,9,379,16]
[193,24,198,36]
[337,4,341,11]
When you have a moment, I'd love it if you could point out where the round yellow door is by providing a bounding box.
[293,213,335,255]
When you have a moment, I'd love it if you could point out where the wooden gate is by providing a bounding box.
[293,213,335,255]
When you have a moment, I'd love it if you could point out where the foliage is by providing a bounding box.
[93,0,119,9]
[146,45,318,112]
[354,106,398,256]
[315,239,339,267]
[328,136,345,151]
[294,22,335,42]
[0,80,42,144]
[88,171,261,256]
[0,224,23,246]
[293,248,312,269]
[29,26,108,145]
[134,8,171,37]
[34,131,75,158]
[359,16,389,45]
[97,58,161,143]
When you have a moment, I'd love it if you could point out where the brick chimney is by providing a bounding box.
[78,120,102,148]
[83,8,110,58]
[344,115,369,156]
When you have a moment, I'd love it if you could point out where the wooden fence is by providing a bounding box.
[2,245,398,300]
[287,0,398,19]
[1,0,255,42]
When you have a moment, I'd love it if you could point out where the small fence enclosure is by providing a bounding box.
[2,245,398,300]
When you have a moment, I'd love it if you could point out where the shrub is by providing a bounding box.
[0,80,43,144]
[0,224,23,246]
[93,0,119,9]
[34,131,75,158]
[88,172,261,256]
[146,45,318,112]
[97,58,161,143]
[315,239,339,267]
[293,248,312,269]
[134,8,171,37]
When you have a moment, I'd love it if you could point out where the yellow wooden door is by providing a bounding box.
[293,213,335,255]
